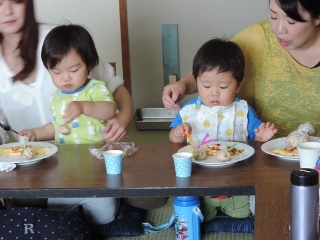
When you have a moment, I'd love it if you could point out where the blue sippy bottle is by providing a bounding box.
[173,196,203,240]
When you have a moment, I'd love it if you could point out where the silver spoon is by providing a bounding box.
[0,121,18,134]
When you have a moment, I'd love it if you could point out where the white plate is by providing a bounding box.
[0,142,58,165]
[178,142,255,167]
[261,137,320,161]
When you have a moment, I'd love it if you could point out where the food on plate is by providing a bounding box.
[21,147,35,159]
[269,147,298,157]
[193,148,207,160]
[203,143,244,156]
[216,150,231,162]
[0,145,51,157]
[190,143,244,161]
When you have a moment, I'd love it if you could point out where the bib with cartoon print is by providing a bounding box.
[180,97,248,142]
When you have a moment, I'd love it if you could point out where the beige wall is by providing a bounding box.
[34,0,123,78]
[128,0,269,110]
[34,1,269,112]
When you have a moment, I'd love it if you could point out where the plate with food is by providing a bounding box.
[0,142,58,165]
[178,142,255,166]
[261,136,320,161]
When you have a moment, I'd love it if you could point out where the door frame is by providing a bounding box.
[119,0,131,94]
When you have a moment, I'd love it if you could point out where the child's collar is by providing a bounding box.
[61,78,90,94]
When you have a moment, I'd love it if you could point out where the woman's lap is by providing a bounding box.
[47,197,120,225]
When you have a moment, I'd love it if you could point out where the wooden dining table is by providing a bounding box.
[0,141,300,239]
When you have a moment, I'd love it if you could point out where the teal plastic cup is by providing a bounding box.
[172,152,193,177]
[103,150,123,174]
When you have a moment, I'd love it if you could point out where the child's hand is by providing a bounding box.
[254,122,278,142]
[63,101,82,124]
[18,129,37,141]
[169,123,192,143]
[174,123,192,139]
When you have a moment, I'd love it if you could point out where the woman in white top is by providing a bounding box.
[0,0,133,227]
[0,0,132,145]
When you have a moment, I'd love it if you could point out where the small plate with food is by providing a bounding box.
[178,142,255,166]
[0,142,58,165]
[261,136,320,161]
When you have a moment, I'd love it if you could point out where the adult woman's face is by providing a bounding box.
[269,0,320,51]
[0,0,25,36]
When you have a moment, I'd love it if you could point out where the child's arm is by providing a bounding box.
[254,122,278,142]
[63,101,117,124]
[169,123,191,143]
[19,122,55,141]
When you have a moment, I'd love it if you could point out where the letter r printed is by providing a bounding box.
[24,224,34,234]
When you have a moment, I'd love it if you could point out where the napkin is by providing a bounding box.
[0,162,16,172]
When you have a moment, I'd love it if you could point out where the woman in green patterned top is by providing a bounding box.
[162,0,320,137]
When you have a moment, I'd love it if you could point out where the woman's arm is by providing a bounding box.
[0,101,9,144]
[162,72,198,109]
[101,85,133,142]
[90,62,133,142]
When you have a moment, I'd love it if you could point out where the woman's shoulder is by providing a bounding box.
[233,20,274,45]
[238,20,270,34]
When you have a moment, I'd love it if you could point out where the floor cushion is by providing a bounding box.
[201,210,254,233]
[90,201,147,238]
[0,207,91,239]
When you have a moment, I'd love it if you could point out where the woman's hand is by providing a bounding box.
[101,111,131,142]
[162,81,187,110]
[162,72,198,109]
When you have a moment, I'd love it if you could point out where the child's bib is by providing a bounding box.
[180,98,248,142]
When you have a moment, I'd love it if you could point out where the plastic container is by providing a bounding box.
[173,196,201,240]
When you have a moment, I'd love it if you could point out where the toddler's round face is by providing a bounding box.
[48,49,88,92]
[196,69,242,108]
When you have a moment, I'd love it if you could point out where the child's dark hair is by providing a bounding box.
[192,38,245,85]
[41,24,99,73]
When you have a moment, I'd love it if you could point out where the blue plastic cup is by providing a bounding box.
[103,150,123,174]
[172,152,193,177]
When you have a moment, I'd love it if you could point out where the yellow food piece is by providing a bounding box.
[0,145,51,157]
[32,146,51,155]
[270,147,298,156]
